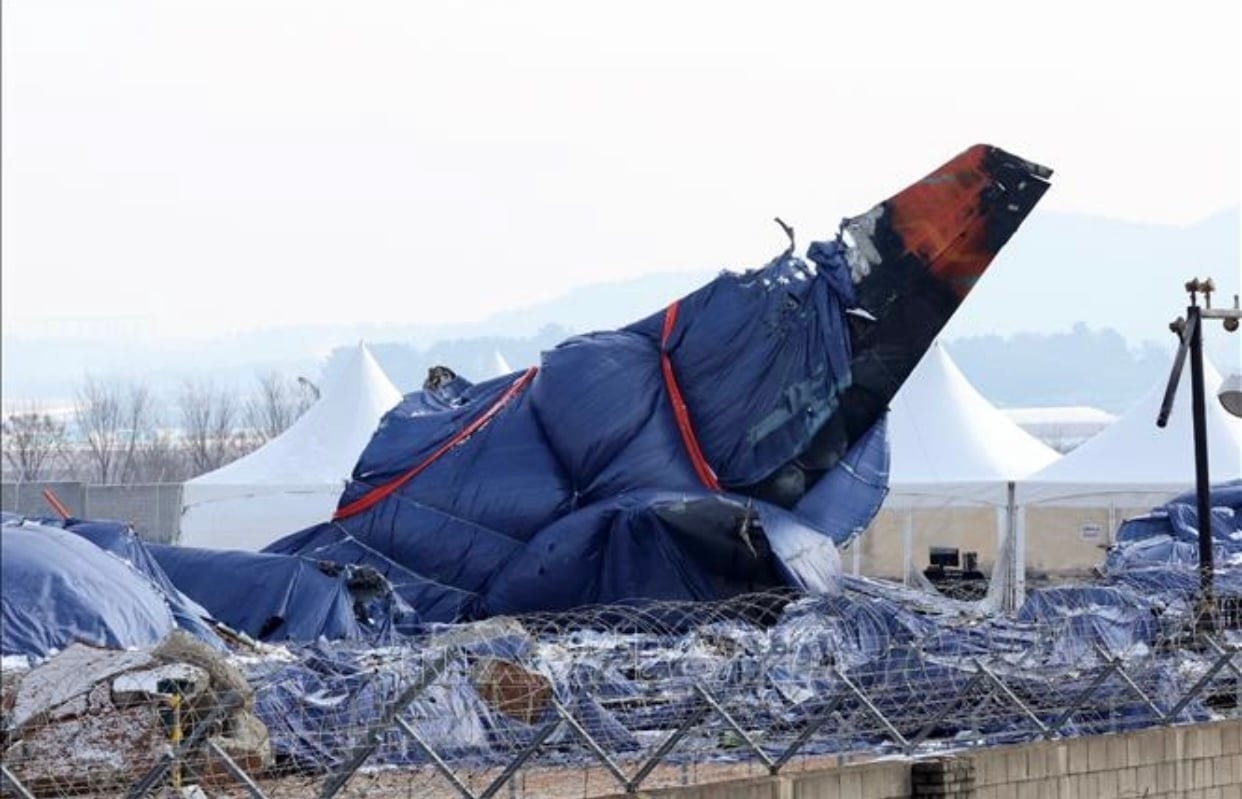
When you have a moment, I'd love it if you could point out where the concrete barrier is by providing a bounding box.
[0,481,87,521]
[1,481,181,543]
[592,719,1242,798]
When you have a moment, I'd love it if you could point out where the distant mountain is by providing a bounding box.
[325,326,575,391]
[947,325,1173,413]
[938,208,1240,346]
[2,209,1237,411]
[0,270,713,402]
[477,271,712,338]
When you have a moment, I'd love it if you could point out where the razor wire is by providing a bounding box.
[2,579,1241,799]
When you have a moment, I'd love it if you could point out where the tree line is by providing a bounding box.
[1,372,316,484]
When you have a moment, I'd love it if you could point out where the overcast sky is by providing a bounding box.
[3,1,1239,340]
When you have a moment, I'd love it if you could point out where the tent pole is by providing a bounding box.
[1014,491,1027,610]
[995,504,1005,580]
[902,509,914,587]
[1004,481,1023,612]
[851,535,861,577]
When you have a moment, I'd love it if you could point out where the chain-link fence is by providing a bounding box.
[3,575,1240,799]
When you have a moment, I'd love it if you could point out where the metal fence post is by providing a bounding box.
[1043,659,1122,738]
[552,700,630,789]
[126,691,242,799]
[626,701,713,793]
[694,683,776,771]
[769,691,847,774]
[1,764,36,799]
[1166,647,1238,721]
[319,649,453,799]
[204,740,270,799]
[833,668,909,750]
[972,660,1049,738]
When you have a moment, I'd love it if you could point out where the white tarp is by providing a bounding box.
[179,343,402,550]
[885,343,1061,508]
[1018,356,1242,507]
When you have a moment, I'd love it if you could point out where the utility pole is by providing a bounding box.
[1158,279,1242,635]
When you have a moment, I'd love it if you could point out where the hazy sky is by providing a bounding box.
[3,1,1239,340]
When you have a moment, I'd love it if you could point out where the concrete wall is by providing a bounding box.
[598,718,1242,798]
[0,481,181,543]
[968,719,1242,799]
[0,481,86,521]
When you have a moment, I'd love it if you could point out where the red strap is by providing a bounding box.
[333,367,539,521]
[660,302,721,491]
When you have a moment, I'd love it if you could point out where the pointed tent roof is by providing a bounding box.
[1019,357,1242,506]
[189,342,401,487]
[885,343,1061,507]
[490,349,514,378]
[179,343,402,550]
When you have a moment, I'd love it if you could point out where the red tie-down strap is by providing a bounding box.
[333,367,539,521]
[661,301,721,491]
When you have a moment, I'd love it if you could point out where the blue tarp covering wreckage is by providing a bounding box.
[241,575,1213,771]
[266,144,1054,622]
[2,144,1058,650]
[6,145,1242,772]
[241,483,1242,769]
[0,514,417,655]
[263,244,890,622]
[1,514,182,658]
[1103,479,1242,597]
[3,489,1238,767]
[146,543,418,642]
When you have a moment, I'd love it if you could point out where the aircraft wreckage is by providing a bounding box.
[257,144,1052,622]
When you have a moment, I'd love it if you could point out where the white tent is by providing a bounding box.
[864,343,1060,604]
[1019,357,1242,507]
[886,343,1061,507]
[179,343,403,551]
[1002,406,1117,453]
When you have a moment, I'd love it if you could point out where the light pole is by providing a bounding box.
[1157,279,1242,635]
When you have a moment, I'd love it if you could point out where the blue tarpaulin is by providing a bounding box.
[148,544,418,642]
[3,146,1056,657]
[1,517,179,657]
[59,518,226,648]
[1101,480,1242,602]
[267,246,891,622]
[0,513,419,656]
[239,578,1207,770]
[262,144,1054,623]
[1105,480,1242,576]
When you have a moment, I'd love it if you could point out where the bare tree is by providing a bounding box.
[73,377,159,484]
[134,427,188,483]
[118,394,195,483]
[1,403,68,481]
[243,371,315,444]
[116,384,156,484]
[74,376,123,483]
[180,380,249,475]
